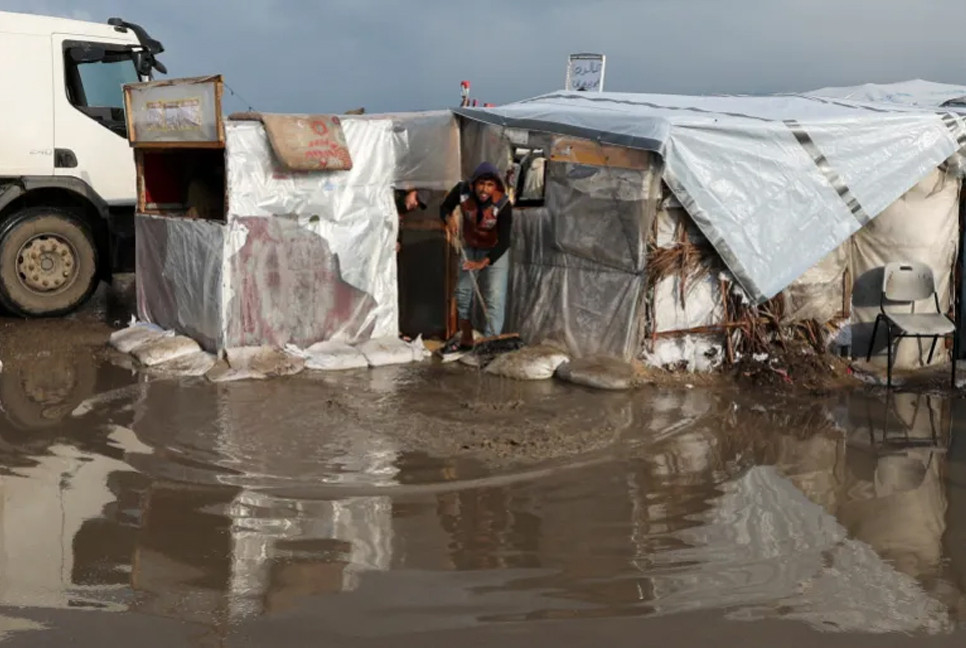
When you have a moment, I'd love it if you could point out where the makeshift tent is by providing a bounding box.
[125,76,460,352]
[455,88,966,368]
[455,90,966,303]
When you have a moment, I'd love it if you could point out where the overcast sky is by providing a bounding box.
[5,0,966,114]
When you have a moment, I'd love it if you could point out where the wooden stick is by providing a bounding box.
[720,277,735,364]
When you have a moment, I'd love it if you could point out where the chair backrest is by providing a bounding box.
[881,261,936,303]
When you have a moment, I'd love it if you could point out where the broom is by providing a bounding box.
[446,232,523,350]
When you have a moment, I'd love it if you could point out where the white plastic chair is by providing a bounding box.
[865,262,956,388]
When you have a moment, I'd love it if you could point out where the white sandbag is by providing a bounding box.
[226,346,306,377]
[484,345,570,381]
[555,357,640,391]
[109,322,172,353]
[287,341,369,371]
[207,366,269,383]
[409,335,432,362]
[132,335,202,367]
[357,336,428,367]
[147,351,217,377]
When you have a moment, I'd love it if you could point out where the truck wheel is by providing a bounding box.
[0,348,97,431]
[0,207,98,317]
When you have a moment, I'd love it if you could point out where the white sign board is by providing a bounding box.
[565,53,606,92]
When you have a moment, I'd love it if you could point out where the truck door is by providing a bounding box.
[50,35,140,206]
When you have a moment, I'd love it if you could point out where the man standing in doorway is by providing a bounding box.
[394,188,427,252]
[439,162,513,354]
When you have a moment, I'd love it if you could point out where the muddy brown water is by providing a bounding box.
[1,284,966,646]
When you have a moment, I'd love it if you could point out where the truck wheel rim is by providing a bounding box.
[16,234,79,294]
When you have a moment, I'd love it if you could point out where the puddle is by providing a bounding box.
[1,313,966,644]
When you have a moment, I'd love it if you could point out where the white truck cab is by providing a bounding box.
[0,11,165,316]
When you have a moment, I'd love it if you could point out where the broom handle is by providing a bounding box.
[451,230,490,322]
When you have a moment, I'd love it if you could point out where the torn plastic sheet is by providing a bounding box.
[223,214,387,348]
[456,91,965,303]
[226,119,398,342]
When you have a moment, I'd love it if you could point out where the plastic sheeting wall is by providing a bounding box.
[459,120,513,182]
[851,167,960,369]
[782,242,850,324]
[372,111,460,192]
[225,118,399,346]
[136,214,225,350]
[506,159,660,360]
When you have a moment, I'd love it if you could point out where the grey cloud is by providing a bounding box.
[3,0,964,113]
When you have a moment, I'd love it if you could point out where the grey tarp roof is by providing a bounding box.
[455,87,966,302]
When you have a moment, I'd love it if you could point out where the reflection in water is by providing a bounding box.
[1,340,966,639]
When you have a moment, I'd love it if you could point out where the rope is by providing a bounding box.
[223,82,256,112]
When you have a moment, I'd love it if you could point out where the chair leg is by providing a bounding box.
[928,336,938,364]
[867,315,882,362]
[886,327,894,389]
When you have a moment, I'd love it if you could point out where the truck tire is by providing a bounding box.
[0,207,98,317]
[0,348,97,431]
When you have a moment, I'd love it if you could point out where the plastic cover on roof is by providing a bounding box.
[806,79,966,109]
[455,91,966,303]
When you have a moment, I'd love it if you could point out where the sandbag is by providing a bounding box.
[226,346,305,377]
[286,341,369,371]
[109,322,172,354]
[357,336,430,367]
[132,335,202,367]
[147,351,217,377]
[206,366,269,383]
[556,357,640,391]
[484,345,570,381]
[229,112,353,171]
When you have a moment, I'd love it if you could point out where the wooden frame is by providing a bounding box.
[124,74,226,148]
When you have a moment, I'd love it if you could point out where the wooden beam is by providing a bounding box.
[550,136,651,170]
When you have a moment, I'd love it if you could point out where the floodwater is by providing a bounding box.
[1,287,966,646]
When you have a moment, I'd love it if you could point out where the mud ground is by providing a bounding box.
[0,277,965,646]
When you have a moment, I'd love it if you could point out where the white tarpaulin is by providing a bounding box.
[455,90,966,303]
[807,79,966,110]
